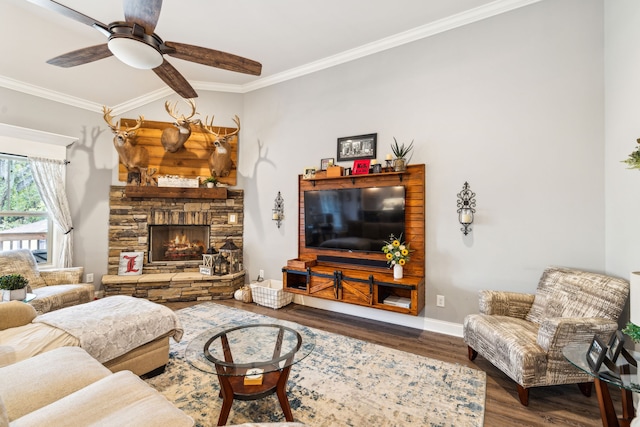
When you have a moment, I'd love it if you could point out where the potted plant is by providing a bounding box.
[622,139,640,169]
[622,322,640,343]
[0,273,29,301]
[391,137,414,172]
[203,176,218,188]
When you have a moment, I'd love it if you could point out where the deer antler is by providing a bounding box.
[102,106,143,133]
[200,115,240,139]
[164,98,197,123]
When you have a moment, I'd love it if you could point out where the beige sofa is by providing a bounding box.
[0,297,181,376]
[0,346,194,427]
[0,249,94,314]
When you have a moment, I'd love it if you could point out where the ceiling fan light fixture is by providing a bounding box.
[107,36,163,69]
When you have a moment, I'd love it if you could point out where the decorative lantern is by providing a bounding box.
[219,240,241,274]
[214,252,229,276]
[200,246,219,275]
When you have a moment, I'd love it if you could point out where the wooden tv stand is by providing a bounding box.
[283,164,426,316]
[283,262,425,315]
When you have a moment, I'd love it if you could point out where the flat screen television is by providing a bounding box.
[304,186,405,253]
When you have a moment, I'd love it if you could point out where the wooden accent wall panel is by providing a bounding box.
[117,118,238,186]
[297,164,426,278]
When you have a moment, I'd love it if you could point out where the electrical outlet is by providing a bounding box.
[436,295,445,307]
[86,273,94,283]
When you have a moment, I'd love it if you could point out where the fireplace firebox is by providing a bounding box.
[149,225,209,263]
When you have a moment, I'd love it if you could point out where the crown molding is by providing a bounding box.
[0,0,543,109]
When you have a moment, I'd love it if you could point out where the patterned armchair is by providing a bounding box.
[0,249,93,314]
[463,266,629,406]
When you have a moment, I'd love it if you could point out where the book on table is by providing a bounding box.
[244,368,264,385]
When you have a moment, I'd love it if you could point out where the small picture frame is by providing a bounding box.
[344,167,352,176]
[118,251,144,276]
[587,335,607,371]
[352,159,371,175]
[303,167,317,179]
[337,133,377,162]
[320,158,334,171]
[607,330,625,363]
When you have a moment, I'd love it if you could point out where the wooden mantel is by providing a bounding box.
[124,186,228,199]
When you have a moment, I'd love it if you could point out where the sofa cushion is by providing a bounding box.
[0,249,44,287]
[11,371,194,427]
[0,396,8,427]
[0,347,111,421]
[0,301,36,331]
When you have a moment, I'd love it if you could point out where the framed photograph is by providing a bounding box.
[337,133,377,162]
[587,335,607,371]
[118,251,144,276]
[303,167,317,179]
[320,158,334,171]
[352,159,371,175]
[607,331,625,363]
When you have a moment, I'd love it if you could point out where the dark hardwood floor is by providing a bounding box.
[164,300,621,427]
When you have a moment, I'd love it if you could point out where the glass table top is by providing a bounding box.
[563,343,640,391]
[185,319,316,376]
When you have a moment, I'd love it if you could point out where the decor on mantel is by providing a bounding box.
[382,234,411,280]
[391,137,414,172]
[457,182,476,235]
[622,138,640,169]
[273,191,284,228]
[202,176,218,188]
[161,99,198,153]
[200,115,241,179]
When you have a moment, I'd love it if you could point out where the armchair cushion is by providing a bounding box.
[40,268,83,286]
[0,249,44,287]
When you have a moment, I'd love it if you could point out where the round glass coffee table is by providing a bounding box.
[186,320,315,426]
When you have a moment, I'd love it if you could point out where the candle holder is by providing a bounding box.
[272,191,284,228]
[457,182,476,235]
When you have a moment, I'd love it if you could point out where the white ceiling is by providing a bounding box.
[1,0,539,111]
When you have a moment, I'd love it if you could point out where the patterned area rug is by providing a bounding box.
[145,303,486,427]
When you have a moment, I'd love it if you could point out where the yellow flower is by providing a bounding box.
[392,240,400,247]
[399,258,406,265]
[401,249,408,256]
[386,253,393,260]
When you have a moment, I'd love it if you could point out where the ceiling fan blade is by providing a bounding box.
[26,0,110,36]
[46,44,112,68]
[123,0,163,34]
[153,60,198,99]
[164,42,262,76]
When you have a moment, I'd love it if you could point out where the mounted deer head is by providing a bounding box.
[102,106,149,174]
[161,99,199,153]
[200,115,240,178]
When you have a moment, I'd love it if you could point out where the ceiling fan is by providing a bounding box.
[28,0,262,98]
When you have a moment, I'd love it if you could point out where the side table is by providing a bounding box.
[564,343,638,427]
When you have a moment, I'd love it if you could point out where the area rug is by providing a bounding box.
[145,303,486,427]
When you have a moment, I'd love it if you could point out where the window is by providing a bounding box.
[0,155,50,262]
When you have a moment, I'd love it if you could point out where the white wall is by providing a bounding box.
[1,0,614,336]
[241,0,606,330]
[604,1,640,317]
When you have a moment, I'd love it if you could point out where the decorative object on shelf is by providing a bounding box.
[200,248,219,275]
[586,335,607,371]
[344,167,352,176]
[302,167,317,179]
[337,133,377,162]
[214,252,229,276]
[622,138,640,170]
[202,176,218,188]
[371,160,382,173]
[457,182,476,236]
[385,153,393,172]
[382,234,411,280]
[161,99,198,153]
[200,115,241,178]
[0,273,28,301]
[352,159,371,175]
[326,165,344,177]
[157,175,199,188]
[117,251,144,276]
[219,239,241,274]
[273,191,284,228]
[391,137,414,172]
[320,158,334,171]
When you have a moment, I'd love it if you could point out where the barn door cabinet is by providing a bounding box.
[283,264,425,316]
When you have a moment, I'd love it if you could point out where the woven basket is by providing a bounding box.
[249,280,293,309]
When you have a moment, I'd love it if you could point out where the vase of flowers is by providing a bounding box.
[382,234,411,280]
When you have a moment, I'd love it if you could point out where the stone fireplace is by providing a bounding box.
[104,186,245,302]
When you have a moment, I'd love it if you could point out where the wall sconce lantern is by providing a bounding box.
[272,191,284,228]
[219,239,241,274]
[457,181,476,235]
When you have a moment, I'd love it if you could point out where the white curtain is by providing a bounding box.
[28,157,74,267]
